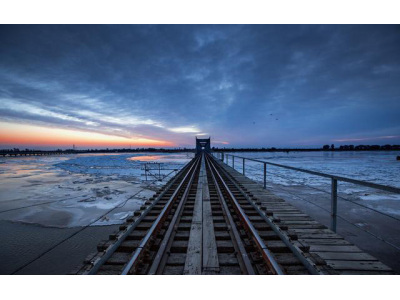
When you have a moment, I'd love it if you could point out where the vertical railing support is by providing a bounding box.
[263,163,267,189]
[233,156,235,169]
[243,158,245,175]
[331,178,338,232]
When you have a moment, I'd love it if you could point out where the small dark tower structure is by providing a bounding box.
[196,137,211,155]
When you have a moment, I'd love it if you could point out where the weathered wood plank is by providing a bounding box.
[297,234,342,239]
[183,157,204,275]
[106,252,131,265]
[310,245,363,252]
[274,213,310,217]
[184,223,202,274]
[290,229,335,234]
[300,239,351,245]
[168,253,187,265]
[202,157,219,274]
[317,252,378,261]
[283,224,328,229]
[326,260,392,271]
[218,253,238,266]
[340,270,394,275]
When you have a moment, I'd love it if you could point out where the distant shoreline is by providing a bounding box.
[215,148,400,153]
[1,145,400,156]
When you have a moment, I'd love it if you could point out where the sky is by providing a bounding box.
[0,25,399,149]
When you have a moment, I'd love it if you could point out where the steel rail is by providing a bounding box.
[224,154,400,194]
[85,157,198,275]
[210,154,322,275]
[147,156,201,275]
[206,154,284,275]
[205,156,256,275]
[121,156,201,275]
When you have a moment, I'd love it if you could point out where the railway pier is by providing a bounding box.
[77,151,393,275]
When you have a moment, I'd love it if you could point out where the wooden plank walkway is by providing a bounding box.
[183,164,203,274]
[201,158,219,274]
[184,155,219,274]
[216,159,394,275]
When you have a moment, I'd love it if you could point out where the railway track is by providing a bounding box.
[77,153,327,275]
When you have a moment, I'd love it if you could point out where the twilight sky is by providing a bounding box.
[0,25,399,149]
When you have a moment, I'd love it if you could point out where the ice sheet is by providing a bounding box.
[0,152,193,228]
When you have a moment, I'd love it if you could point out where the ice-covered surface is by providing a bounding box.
[56,153,192,177]
[225,151,400,201]
[224,151,400,219]
[0,152,193,228]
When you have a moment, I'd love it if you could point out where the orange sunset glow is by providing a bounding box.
[0,122,174,148]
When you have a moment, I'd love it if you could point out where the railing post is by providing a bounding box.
[233,156,235,169]
[221,152,224,162]
[331,178,338,232]
[263,163,267,189]
[243,158,245,175]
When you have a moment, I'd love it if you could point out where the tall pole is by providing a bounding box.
[263,163,267,189]
[331,178,338,232]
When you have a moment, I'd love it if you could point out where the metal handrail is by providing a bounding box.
[224,154,400,194]
[213,152,400,232]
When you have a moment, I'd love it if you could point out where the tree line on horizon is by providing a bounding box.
[212,144,400,152]
[1,144,400,154]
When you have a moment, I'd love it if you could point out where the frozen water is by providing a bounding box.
[226,151,400,192]
[0,152,193,228]
[225,151,400,216]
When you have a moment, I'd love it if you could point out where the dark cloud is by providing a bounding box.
[0,25,399,147]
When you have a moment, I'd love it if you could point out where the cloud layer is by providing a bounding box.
[0,25,399,148]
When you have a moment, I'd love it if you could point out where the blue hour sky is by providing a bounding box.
[0,25,399,149]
